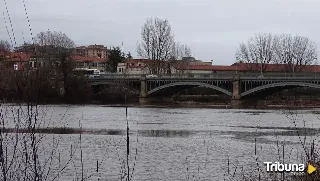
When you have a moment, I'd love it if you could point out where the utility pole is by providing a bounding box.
[292,54,296,76]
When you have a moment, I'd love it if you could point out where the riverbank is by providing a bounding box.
[3,102,319,110]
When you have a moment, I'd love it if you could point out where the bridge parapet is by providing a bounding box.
[89,72,320,80]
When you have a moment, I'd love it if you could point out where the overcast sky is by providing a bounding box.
[1,0,320,65]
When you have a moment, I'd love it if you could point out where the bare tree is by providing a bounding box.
[34,30,75,101]
[137,17,174,74]
[170,42,192,74]
[0,40,10,54]
[170,42,192,60]
[236,33,318,73]
[273,34,317,73]
[235,33,276,73]
[35,31,75,49]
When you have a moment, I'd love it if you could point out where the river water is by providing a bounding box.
[3,105,320,180]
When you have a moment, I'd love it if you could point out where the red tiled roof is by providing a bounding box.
[125,59,156,63]
[0,52,31,62]
[125,59,169,67]
[181,65,246,71]
[71,56,106,63]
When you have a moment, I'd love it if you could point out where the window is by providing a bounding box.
[78,62,83,67]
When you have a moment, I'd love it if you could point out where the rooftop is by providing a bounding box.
[71,56,106,62]
[0,52,32,62]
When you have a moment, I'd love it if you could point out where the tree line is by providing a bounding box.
[0,31,90,103]
[236,33,318,73]
[0,31,134,103]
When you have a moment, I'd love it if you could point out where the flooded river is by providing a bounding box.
[3,105,320,180]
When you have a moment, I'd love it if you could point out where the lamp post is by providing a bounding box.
[260,60,263,76]
[292,53,297,76]
[314,58,318,78]
[260,57,265,77]
[292,58,295,74]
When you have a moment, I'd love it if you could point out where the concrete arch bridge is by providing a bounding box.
[88,73,320,107]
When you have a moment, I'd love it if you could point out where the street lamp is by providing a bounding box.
[260,59,263,76]
[292,57,295,74]
[292,53,297,76]
[314,57,318,77]
[260,57,266,77]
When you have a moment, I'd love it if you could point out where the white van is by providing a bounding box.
[146,74,158,78]
[74,68,101,78]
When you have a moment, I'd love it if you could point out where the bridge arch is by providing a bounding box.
[147,82,232,96]
[241,82,320,97]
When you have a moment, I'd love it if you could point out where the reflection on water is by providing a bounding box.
[10,126,318,142]
[138,129,193,138]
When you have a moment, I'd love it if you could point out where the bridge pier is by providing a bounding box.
[139,76,148,105]
[139,97,149,104]
[231,99,243,108]
[231,74,242,108]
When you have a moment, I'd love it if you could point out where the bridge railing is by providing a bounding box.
[157,73,234,78]
[92,73,235,79]
[89,72,320,80]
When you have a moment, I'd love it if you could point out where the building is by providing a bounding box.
[74,44,108,59]
[175,64,240,74]
[188,61,212,66]
[72,56,107,72]
[0,52,31,70]
[0,51,108,72]
[117,59,320,75]
[117,59,175,74]
[117,59,234,74]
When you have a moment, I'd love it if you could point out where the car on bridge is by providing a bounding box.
[74,68,101,78]
[146,74,158,78]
